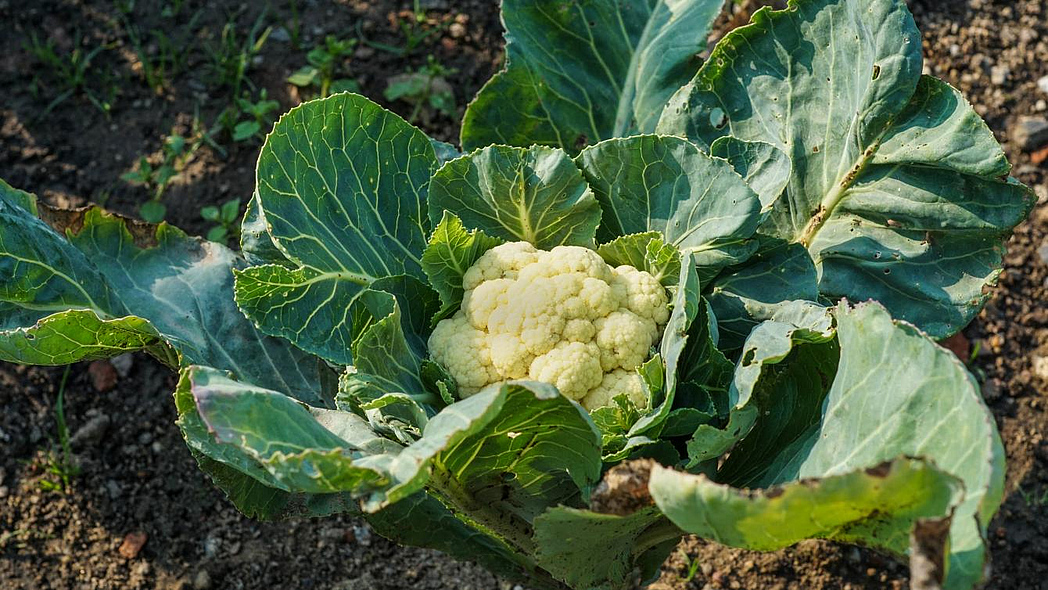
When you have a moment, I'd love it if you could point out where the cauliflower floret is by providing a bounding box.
[428,241,671,410]
[462,242,539,290]
[428,312,498,396]
[528,342,603,400]
[488,333,533,379]
[613,266,671,325]
[581,369,648,411]
[594,310,657,372]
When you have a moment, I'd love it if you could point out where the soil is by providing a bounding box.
[1,1,1046,589]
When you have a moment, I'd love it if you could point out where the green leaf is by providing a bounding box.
[685,302,835,466]
[346,289,428,399]
[658,0,1033,337]
[675,302,1004,589]
[596,232,681,288]
[651,457,962,555]
[709,137,791,213]
[533,507,677,590]
[429,139,460,165]
[461,0,726,154]
[139,200,166,223]
[395,382,603,523]
[576,135,761,278]
[206,226,228,243]
[200,206,220,221]
[421,212,504,317]
[246,93,437,363]
[366,493,547,588]
[706,237,820,350]
[0,188,325,402]
[232,120,261,142]
[428,144,601,249]
[287,65,318,86]
[630,262,700,438]
[240,191,287,267]
[220,199,241,223]
[180,366,394,495]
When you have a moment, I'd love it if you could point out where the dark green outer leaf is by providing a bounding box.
[657,0,1034,337]
[706,238,819,351]
[752,302,1004,589]
[244,93,438,364]
[428,145,602,249]
[533,507,678,590]
[708,138,791,213]
[461,0,726,154]
[576,135,761,277]
[0,187,324,403]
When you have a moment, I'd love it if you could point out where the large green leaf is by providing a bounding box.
[576,135,761,279]
[243,93,438,363]
[0,185,324,402]
[667,302,1004,589]
[706,238,820,350]
[533,507,678,590]
[651,457,961,554]
[179,366,395,495]
[685,302,835,466]
[461,0,726,154]
[428,145,602,249]
[658,0,1034,337]
[708,138,791,213]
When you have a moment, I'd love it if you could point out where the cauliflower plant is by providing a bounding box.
[428,242,670,410]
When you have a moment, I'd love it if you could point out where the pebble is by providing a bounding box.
[0,486,8,499]
[990,64,1010,85]
[270,27,291,43]
[106,479,122,499]
[69,413,111,448]
[1033,355,1048,381]
[981,378,1002,402]
[118,531,148,559]
[203,534,221,558]
[111,353,134,378]
[1038,100,1048,113]
[1039,75,1048,95]
[1038,242,1048,266]
[449,22,466,38]
[192,569,212,590]
[1011,116,1048,151]
[88,360,119,392]
[351,524,372,546]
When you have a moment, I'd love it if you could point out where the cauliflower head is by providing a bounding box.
[428,242,670,411]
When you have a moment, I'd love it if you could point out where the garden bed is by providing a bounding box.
[0,1,1045,588]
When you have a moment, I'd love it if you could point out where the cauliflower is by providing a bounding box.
[427,242,670,409]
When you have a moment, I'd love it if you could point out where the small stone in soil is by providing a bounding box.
[1039,75,1048,95]
[1011,116,1048,151]
[111,353,134,378]
[990,64,1010,85]
[1032,355,1048,381]
[1037,243,1048,266]
[69,413,111,448]
[118,531,148,559]
[981,378,1002,402]
[88,360,119,392]
[193,569,212,590]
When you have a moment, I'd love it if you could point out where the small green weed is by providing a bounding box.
[119,11,201,94]
[1019,485,1048,507]
[676,549,702,583]
[287,35,359,98]
[361,0,446,57]
[121,123,211,222]
[24,32,117,119]
[37,367,80,493]
[384,56,457,123]
[223,89,281,143]
[201,199,242,244]
[204,10,272,98]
